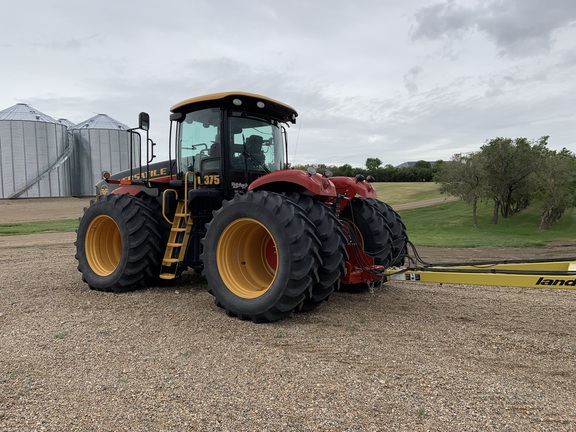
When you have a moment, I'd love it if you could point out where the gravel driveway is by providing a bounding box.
[0,199,575,431]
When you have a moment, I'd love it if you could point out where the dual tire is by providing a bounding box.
[202,192,407,322]
[285,192,348,311]
[201,191,323,323]
[364,198,408,267]
[75,194,163,292]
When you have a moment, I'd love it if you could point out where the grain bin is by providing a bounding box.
[70,114,141,196]
[0,103,71,198]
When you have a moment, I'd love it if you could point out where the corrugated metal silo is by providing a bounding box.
[70,114,140,196]
[0,103,71,198]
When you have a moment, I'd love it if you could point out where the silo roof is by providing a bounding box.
[57,118,76,128]
[0,103,58,123]
[72,114,129,130]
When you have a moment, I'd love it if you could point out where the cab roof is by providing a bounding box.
[170,91,298,124]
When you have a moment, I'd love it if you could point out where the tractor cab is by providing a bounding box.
[169,92,297,198]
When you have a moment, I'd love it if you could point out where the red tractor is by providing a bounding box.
[75,92,408,322]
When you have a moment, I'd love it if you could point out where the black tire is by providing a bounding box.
[340,197,393,268]
[138,193,171,248]
[75,194,163,292]
[365,198,408,267]
[286,193,347,311]
[201,191,321,323]
[137,192,176,282]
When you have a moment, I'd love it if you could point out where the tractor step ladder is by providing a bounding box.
[159,199,193,280]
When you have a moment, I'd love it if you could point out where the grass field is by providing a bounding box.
[373,182,443,205]
[0,219,78,236]
[398,199,576,247]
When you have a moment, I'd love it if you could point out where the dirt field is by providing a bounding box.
[1,198,575,431]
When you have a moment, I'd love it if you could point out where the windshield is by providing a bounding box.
[229,112,285,172]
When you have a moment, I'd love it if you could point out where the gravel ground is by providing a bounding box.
[1,199,575,431]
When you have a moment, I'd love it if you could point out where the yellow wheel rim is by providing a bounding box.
[216,218,278,299]
[85,215,122,276]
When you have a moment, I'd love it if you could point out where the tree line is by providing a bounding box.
[292,158,442,182]
[434,136,576,230]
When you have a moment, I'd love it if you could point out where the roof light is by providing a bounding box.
[256,101,265,108]
[233,98,242,106]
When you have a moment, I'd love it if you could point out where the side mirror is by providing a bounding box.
[138,112,150,131]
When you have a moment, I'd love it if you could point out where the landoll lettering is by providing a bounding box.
[535,277,576,286]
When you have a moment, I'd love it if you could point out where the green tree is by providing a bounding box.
[435,153,483,227]
[335,163,355,177]
[480,136,547,224]
[413,160,431,169]
[535,148,576,230]
[365,158,382,172]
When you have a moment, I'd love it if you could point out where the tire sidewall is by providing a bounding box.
[76,195,135,290]
[203,199,298,315]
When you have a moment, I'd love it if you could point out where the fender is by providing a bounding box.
[111,185,148,197]
[330,176,378,199]
[248,170,336,197]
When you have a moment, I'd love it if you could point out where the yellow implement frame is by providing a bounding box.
[385,259,576,290]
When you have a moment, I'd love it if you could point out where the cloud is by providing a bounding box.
[411,0,473,41]
[403,66,424,94]
[1,0,575,170]
[411,0,576,57]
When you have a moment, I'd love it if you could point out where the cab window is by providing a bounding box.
[179,108,221,174]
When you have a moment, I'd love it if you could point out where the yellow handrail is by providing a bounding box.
[162,189,178,225]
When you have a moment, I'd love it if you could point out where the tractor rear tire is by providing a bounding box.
[201,191,321,323]
[365,198,408,267]
[340,197,393,268]
[286,193,347,311]
[75,194,163,292]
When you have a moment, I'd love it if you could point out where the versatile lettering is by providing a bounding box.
[120,167,168,182]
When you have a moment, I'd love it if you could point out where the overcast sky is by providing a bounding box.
[1,0,575,168]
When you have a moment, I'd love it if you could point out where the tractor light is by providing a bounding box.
[102,171,111,180]
[233,98,242,106]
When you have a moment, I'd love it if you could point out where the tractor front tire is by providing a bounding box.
[75,194,163,292]
[201,191,321,323]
